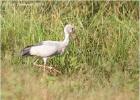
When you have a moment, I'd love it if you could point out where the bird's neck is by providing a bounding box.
[63,33,69,46]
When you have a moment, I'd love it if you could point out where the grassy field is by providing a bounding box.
[1,1,139,100]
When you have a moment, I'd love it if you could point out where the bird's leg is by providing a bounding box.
[43,58,47,72]
[33,58,39,66]
[33,58,44,68]
[33,59,44,69]
[42,58,61,75]
[42,58,55,73]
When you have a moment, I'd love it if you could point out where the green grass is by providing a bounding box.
[1,1,139,100]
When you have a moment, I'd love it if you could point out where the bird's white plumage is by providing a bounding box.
[31,40,67,57]
[30,45,58,57]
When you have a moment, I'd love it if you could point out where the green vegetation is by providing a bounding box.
[1,1,139,100]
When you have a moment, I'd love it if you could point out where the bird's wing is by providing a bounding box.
[30,44,60,57]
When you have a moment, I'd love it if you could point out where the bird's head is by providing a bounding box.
[64,24,75,35]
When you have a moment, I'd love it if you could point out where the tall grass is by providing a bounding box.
[1,1,139,100]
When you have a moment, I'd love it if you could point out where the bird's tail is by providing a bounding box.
[21,45,33,56]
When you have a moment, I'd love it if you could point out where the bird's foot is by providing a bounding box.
[33,63,61,75]
[46,66,61,76]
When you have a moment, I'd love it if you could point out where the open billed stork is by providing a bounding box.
[21,24,75,74]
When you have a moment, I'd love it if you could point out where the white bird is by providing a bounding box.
[21,24,75,74]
